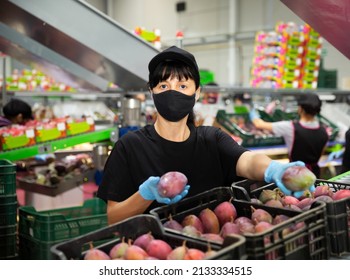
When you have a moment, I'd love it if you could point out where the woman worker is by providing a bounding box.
[97,46,314,225]
[250,93,329,178]
[0,98,33,127]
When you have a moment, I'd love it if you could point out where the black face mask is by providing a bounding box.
[152,90,196,122]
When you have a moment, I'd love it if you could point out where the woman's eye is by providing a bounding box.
[160,84,167,89]
[179,85,187,89]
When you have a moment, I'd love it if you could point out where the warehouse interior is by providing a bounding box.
[0,0,350,261]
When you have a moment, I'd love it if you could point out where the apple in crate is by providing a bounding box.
[157,171,188,198]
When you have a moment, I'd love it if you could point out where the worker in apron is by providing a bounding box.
[250,93,329,178]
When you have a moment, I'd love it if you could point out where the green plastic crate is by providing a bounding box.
[257,109,275,122]
[329,170,350,183]
[215,110,285,147]
[0,159,16,195]
[272,109,298,121]
[18,198,107,242]
[0,203,17,227]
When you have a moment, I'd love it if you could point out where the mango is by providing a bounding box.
[157,171,188,198]
[84,242,110,260]
[167,241,188,260]
[163,215,183,232]
[199,208,220,234]
[181,214,204,233]
[184,248,205,260]
[214,200,237,227]
[282,166,316,192]
[146,239,172,260]
[124,245,148,260]
[133,232,154,250]
[109,237,129,259]
[251,207,273,225]
[84,248,110,260]
[333,189,350,201]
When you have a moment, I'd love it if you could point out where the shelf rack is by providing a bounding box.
[0,127,115,161]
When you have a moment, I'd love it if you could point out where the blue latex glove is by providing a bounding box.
[328,149,344,161]
[139,176,190,204]
[264,160,316,198]
[249,109,261,122]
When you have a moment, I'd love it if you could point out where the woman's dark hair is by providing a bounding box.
[3,98,33,120]
[296,94,322,116]
[300,104,321,116]
[148,60,200,125]
[148,60,200,90]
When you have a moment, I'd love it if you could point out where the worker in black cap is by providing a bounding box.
[98,46,314,224]
[0,98,34,127]
[250,93,329,177]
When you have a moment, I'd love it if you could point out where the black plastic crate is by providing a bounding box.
[150,187,328,260]
[51,214,247,260]
[0,224,17,236]
[0,232,17,259]
[315,179,350,256]
[18,234,56,260]
[232,178,350,257]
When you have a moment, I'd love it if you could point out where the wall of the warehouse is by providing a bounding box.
[85,0,350,89]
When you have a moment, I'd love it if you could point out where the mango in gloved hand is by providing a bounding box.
[139,172,190,204]
[158,171,188,198]
[264,160,316,198]
[281,166,316,192]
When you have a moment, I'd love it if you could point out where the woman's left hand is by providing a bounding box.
[139,176,190,204]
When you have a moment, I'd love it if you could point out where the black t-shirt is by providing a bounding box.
[97,124,248,212]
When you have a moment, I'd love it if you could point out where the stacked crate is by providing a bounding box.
[0,159,18,260]
[250,22,322,89]
[300,25,323,89]
[18,198,108,259]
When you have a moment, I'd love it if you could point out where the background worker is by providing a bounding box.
[0,98,33,127]
[250,93,329,178]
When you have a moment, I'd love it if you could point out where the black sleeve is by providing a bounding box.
[342,129,350,170]
[215,128,249,182]
[96,140,136,202]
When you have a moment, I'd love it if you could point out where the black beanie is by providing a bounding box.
[148,46,200,86]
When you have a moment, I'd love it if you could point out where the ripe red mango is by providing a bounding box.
[199,208,220,234]
[282,166,316,192]
[333,189,350,201]
[157,171,188,198]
